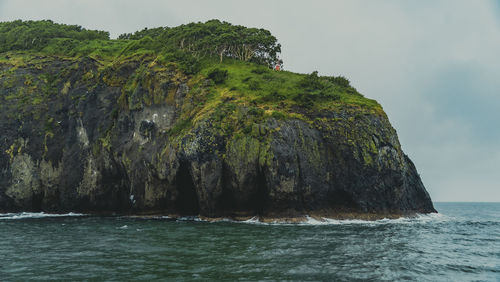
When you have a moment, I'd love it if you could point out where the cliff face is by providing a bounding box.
[0,54,435,217]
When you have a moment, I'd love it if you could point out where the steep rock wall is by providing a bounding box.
[0,56,435,217]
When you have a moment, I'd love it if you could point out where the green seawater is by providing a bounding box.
[1,203,499,281]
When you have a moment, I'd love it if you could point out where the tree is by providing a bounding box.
[116,19,282,66]
[0,20,109,53]
[1,19,282,68]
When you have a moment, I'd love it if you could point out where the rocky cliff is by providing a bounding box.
[0,53,436,218]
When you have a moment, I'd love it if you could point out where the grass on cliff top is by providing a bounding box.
[0,51,384,128]
[193,58,383,118]
[0,19,383,119]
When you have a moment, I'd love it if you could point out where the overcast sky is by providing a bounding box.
[1,0,499,202]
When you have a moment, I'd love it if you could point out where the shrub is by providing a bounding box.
[207,68,228,84]
[119,36,159,55]
[293,93,314,108]
[298,71,324,91]
[326,76,351,88]
[271,111,286,119]
[161,50,202,75]
[247,107,264,116]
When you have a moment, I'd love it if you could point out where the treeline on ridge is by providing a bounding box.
[0,20,109,52]
[119,20,281,66]
[0,19,280,68]
[0,19,361,105]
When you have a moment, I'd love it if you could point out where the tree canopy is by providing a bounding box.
[0,20,109,53]
[118,20,281,66]
[0,19,282,69]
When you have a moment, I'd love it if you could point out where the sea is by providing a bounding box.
[0,202,498,281]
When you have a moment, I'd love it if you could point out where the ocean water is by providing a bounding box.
[0,203,498,281]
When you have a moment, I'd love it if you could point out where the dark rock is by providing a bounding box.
[0,56,436,217]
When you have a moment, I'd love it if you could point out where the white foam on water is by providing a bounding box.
[176,216,204,222]
[242,216,260,224]
[0,212,86,220]
[6,211,444,225]
[144,212,449,226]
[234,212,450,226]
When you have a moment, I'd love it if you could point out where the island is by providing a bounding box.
[0,20,436,220]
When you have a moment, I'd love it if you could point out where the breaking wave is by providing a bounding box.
[161,212,449,226]
[0,211,449,225]
[0,212,86,220]
[238,212,449,226]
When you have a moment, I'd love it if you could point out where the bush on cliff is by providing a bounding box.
[0,19,109,52]
[208,68,228,84]
[0,19,379,122]
[326,75,351,88]
[119,19,281,67]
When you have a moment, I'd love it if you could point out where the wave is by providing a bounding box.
[236,212,450,226]
[0,211,451,225]
[0,212,86,220]
[156,212,449,226]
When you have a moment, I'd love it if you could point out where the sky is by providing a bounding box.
[0,0,499,202]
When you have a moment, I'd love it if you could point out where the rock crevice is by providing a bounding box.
[0,57,436,217]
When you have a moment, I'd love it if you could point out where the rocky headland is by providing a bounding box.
[0,20,436,219]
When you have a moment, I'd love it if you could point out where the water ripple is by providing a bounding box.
[0,203,498,281]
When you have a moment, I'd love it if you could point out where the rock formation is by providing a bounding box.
[0,54,436,218]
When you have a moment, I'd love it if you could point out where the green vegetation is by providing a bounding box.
[119,19,281,66]
[0,20,109,53]
[207,68,228,84]
[0,19,384,142]
[193,60,376,112]
[0,19,280,68]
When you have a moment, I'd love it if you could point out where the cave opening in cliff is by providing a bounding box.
[216,168,269,216]
[251,169,269,215]
[175,161,200,215]
[31,191,44,212]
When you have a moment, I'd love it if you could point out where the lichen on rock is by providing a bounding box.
[0,51,436,218]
